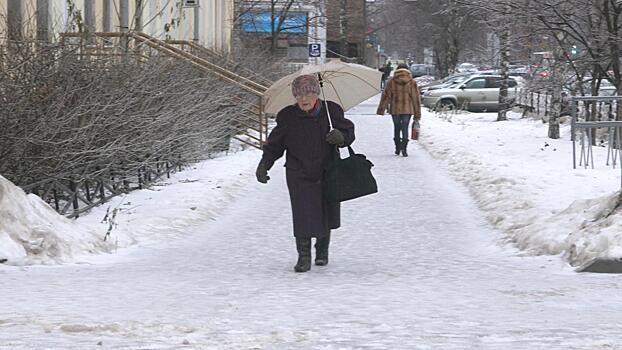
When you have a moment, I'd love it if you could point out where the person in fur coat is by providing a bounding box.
[376,63,422,157]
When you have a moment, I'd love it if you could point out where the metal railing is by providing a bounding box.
[571,96,622,187]
[167,39,275,88]
[60,31,269,150]
[21,159,184,218]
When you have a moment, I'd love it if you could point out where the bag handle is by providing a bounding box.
[347,146,355,156]
[332,145,355,160]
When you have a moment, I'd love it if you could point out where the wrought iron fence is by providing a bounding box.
[20,159,184,218]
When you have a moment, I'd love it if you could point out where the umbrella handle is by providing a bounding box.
[317,72,333,130]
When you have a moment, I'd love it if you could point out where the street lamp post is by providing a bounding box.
[309,0,327,65]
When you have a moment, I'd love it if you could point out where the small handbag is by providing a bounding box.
[411,120,420,140]
[323,146,378,203]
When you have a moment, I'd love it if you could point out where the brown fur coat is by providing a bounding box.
[376,68,422,119]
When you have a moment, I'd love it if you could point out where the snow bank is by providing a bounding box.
[75,150,259,254]
[0,146,259,266]
[0,175,113,265]
[419,110,622,267]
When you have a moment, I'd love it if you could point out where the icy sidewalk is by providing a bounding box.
[405,101,622,269]
[2,101,622,349]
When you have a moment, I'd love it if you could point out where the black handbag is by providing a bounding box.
[323,146,378,203]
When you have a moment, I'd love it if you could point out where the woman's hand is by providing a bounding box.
[326,129,345,146]
[255,160,270,183]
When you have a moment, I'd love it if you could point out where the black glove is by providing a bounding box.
[256,160,270,184]
[326,129,345,145]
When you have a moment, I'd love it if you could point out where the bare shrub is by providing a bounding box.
[0,41,256,188]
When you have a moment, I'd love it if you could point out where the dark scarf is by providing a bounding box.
[308,100,322,117]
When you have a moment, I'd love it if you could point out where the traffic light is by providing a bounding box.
[570,45,578,59]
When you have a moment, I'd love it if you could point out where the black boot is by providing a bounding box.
[294,237,312,272]
[314,233,330,266]
[401,140,409,157]
[393,138,400,155]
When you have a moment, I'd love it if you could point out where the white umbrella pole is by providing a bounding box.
[317,73,333,130]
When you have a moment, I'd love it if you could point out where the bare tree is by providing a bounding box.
[457,0,517,121]
[503,0,622,139]
[375,0,485,77]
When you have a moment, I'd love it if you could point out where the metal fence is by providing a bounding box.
[570,96,622,188]
[516,89,554,116]
[20,159,184,218]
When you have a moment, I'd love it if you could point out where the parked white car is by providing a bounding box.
[455,63,479,73]
[422,75,518,112]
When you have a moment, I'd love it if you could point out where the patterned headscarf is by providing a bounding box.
[291,74,321,97]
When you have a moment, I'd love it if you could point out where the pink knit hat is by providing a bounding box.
[291,74,321,97]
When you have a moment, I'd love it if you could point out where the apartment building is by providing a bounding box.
[0,0,233,53]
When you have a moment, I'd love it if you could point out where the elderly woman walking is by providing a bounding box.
[255,74,355,273]
[376,63,422,157]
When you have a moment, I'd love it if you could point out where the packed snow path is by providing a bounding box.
[2,101,622,349]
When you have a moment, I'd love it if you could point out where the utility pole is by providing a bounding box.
[103,0,112,32]
[120,0,129,52]
[36,0,51,42]
[120,0,129,32]
[7,0,23,42]
[339,0,348,59]
[318,0,327,63]
[135,0,144,32]
[309,0,326,65]
[194,2,200,42]
[84,0,96,34]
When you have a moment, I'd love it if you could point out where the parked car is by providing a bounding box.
[410,64,435,78]
[414,75,437,89]
[508,64,530,77]
[455,63,479,73]
[594,80,617,96]
[562,75,618,96]
[529,66,551,81]
[419,72,477,96]
[422,75,518,112]
[578,78,617,96]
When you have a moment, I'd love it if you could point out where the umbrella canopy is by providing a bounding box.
[262,60,382,115]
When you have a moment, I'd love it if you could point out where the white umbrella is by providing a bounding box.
[262,60,382,115]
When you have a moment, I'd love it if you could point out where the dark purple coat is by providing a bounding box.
[261,100,355,238]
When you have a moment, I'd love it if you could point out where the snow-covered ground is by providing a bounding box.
[412,107,622,269]
[0,150,258,266]
[2,95,622,349]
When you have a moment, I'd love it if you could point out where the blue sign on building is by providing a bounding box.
[241,12,308,33]
[309,43,321,57]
